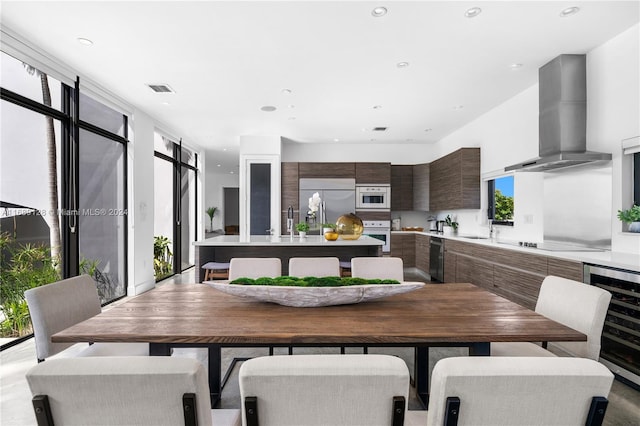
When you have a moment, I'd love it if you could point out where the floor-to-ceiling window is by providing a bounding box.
[153,133,198,281]
[77,93,128,303]
[0,51,128,347]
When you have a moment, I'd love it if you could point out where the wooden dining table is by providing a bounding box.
[52,282,586,407]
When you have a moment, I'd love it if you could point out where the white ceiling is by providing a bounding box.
[1,1,638,171]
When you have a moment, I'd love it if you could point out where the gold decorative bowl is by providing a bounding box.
[336,213,363,240]
[324,231,339,241]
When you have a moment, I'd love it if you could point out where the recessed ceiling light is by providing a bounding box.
[260,105,277,112]
[281,88,292,94]
[373,105,382,109]
[230,171,234,174]
[288,117,296,120]
[217,164,221,167]
[397,62,409,68]
[161,101,170,106]
[510,63,523,69]
[452,105,464,110]
[77,37,93,46]
[406,139,413,142]
[424,128,432,132]
[370,139,377,142]
[372,7,387,17]
[560,6,580,17]
[464,7,482,18]
[223,148,227,152]
[334,138,340,142]
[288,104,295,109]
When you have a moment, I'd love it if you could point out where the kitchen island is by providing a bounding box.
[194,235,384,282]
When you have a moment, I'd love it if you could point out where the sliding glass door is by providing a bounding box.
[153,133,198,280]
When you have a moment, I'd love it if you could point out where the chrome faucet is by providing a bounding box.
[287,205,294,238]
[489,221,497,240]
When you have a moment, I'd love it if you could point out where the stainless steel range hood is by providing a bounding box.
[505,54,611,172]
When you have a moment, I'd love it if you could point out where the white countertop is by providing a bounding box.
[392,230,640,273]
[195,234,385,247]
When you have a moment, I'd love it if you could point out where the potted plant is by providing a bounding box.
[296,222,310,239]
[206,206,218,232]
[617,204,640,233]
[444,215,459,234]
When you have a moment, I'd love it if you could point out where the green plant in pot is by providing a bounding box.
[444,215,459,233]
[617,204,640,233]
[205,206,218,232]
[295,222,310,236]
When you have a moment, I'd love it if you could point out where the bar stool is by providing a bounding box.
[201,261,230,280]
[339,260,352,277]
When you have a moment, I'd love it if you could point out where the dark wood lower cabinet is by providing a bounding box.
[390,233,415,267]
[442,239,584,309]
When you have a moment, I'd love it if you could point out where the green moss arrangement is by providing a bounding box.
[230,276,400,287]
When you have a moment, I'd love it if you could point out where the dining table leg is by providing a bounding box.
[414,342,491,408]
[415,346,429,408]
[149,343,222,407]
[208,345,222,407]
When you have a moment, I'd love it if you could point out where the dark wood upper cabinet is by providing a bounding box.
[355,162,391,184]
[281,162,299,232]
[412,163,430,211]
[391,165,413,210]
[298,162,355,179]
[429,148,480,211]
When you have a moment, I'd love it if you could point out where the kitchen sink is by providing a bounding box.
[460,236,489,240]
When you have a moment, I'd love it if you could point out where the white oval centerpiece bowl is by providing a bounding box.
[207,281,424,307]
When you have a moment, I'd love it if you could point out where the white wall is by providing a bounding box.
[283,141,433,164]
[128,110,155,295]
[587,24,640,253]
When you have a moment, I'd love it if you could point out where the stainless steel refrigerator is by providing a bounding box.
[299,178,356,233]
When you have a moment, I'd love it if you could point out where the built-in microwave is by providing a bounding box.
[356,185,390,210]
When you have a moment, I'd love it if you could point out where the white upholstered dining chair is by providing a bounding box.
[288,257,340,277]
[351,257,404,281]
[26,356,241,426]
[24,275,148,362]
[426,356,614,426]
[491,275,612,360]
[239,354,410,426]
[228,258,282,280]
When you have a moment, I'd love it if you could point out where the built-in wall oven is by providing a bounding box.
[356,185,390,210]
[584,264,640,388]
[362,220,390,253]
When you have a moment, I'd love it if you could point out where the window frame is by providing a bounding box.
[487,174,515,226]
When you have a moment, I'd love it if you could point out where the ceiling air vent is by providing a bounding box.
[372,127,388,132]
[146,84,175,94]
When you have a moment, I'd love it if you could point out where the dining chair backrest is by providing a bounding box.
[26,356,213,426]
[228,258,282,280]
[535,275,611,360]
[351,257,404,281]
[239,354,409,426]
[25,275,102,361]
[426,356,614,426]
[288,257,340,277]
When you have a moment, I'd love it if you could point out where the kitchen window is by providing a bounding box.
[487,175,514,225]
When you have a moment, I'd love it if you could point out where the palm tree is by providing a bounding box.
[24,65,61,263]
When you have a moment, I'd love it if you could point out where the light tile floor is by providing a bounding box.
[2,268,639,425]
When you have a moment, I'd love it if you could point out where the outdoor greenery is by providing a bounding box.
[154,235,173,280]
[230,276,400,287]
[494,189,514,221]
[0,232,60,338]
[617,204,640,223]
